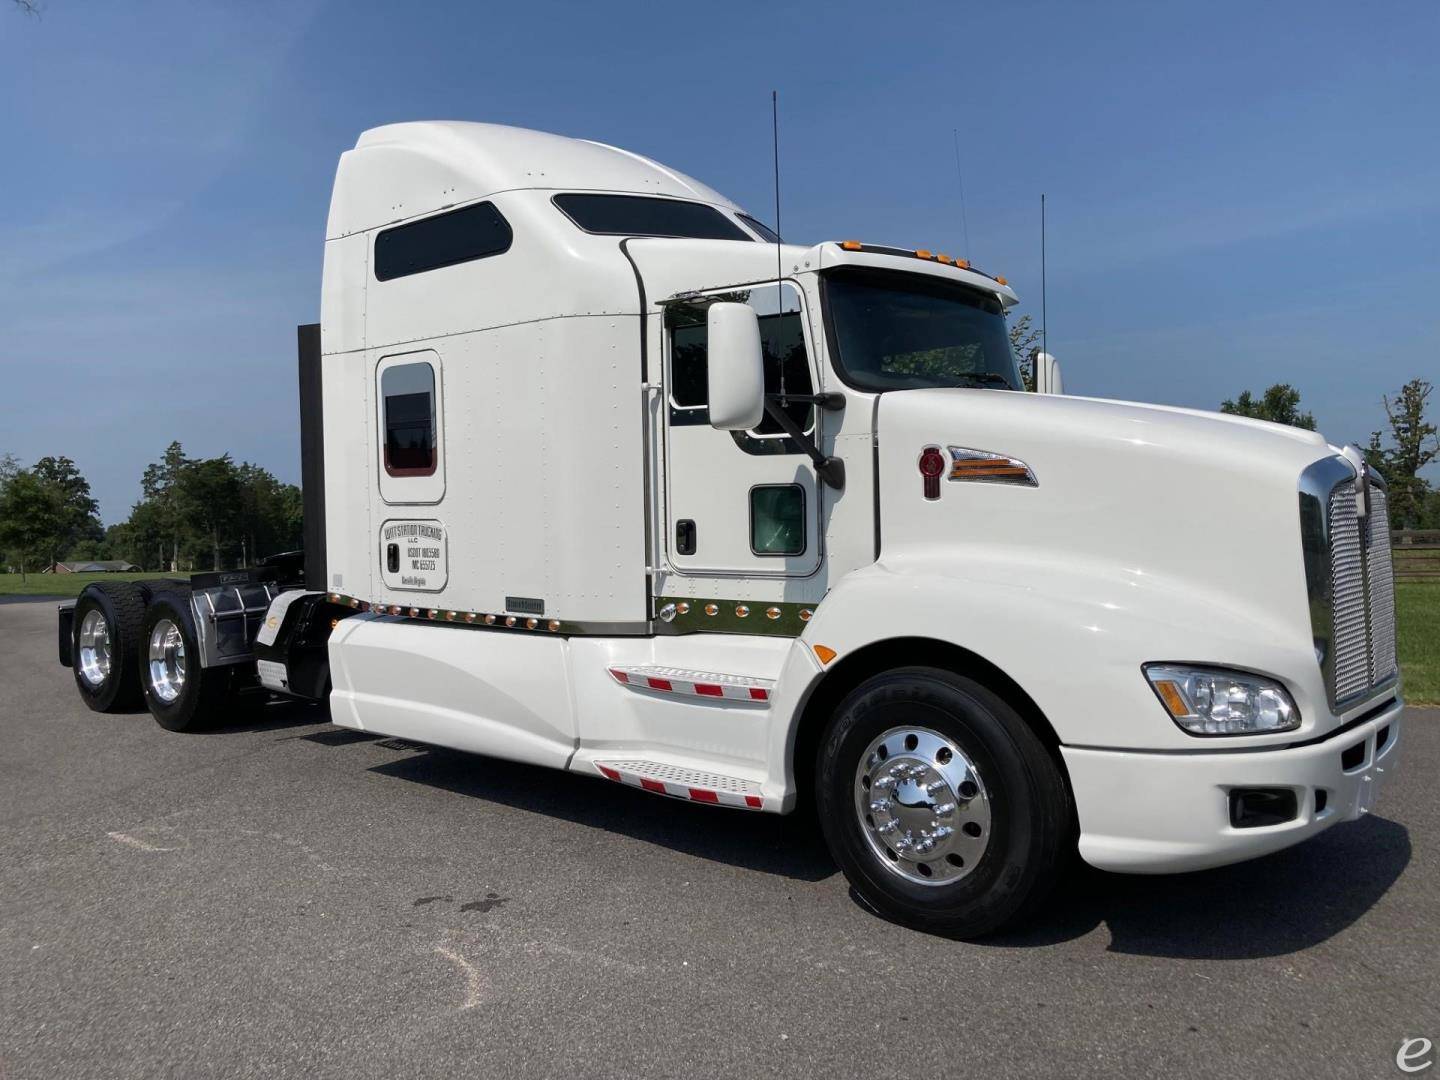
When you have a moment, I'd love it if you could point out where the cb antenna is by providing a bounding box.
[952,129,970,260]
[772,90,786,403]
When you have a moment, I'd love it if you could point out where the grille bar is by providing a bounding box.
[1366,487,1398,683]
[1328,483,1370,701]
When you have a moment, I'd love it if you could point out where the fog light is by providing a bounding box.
[1229,788,1299,828]
[1144,664,1300,736]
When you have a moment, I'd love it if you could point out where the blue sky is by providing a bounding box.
[2,0,1436,523]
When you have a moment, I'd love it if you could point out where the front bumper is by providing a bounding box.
[1062,697,1404,874]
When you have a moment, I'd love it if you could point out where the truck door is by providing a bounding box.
[374,349,449,594]
[663,281,822,578]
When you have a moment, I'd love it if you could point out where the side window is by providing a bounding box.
[666,283,815,439]
[750,485,806,556]
[382,362,436,477]
[374,201,512,282]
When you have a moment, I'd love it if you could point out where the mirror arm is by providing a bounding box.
[772,391,847,411]
[762,397,846,490]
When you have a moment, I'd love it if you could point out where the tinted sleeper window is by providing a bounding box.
[382,363,436,476]
[375,201,512,281]
[554,194,751,241]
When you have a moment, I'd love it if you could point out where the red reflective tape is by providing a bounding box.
[688,788,719,803]
[745,795,763,808]
[695,683,723,697]
[610,669,629,684]
[598,766,621,781]
[749,687,769,701]
[647,677,673,692]
[640,778,666,794]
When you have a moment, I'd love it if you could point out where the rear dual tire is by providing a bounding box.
[71,582,147,712]
[139,593,233,731]
[816,667,1071,938]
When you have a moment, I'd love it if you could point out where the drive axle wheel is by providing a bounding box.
[71,582,146,712]
[139,593,232,731]
[816,666,1071,938]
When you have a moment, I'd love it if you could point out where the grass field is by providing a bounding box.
[1397,581,1439,706]
[0,572,160,598]
[2,572,1435,704]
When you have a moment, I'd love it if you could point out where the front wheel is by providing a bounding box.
[816,667,1071,938]
[139,593,232,731]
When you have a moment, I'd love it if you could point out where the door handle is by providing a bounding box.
[675,519,696,556]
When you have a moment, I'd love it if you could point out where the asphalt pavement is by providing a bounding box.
[1,598,1436,1079]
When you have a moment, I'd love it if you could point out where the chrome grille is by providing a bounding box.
[1366,486,1397,683]
[1328,483,1370,701]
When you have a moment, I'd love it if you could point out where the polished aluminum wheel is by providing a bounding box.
[147,618,187,704]
[77,609,112,688]
[854,725,991,886]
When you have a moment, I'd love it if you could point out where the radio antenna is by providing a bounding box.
[952,129,970,260]
[772,90,786,403]
[1040,193,1048,362]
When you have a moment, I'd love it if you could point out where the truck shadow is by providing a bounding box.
[983,815,1411,958]
[333,734,1412,957]
[369,746,838,883]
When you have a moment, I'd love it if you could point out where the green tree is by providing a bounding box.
[0,457,102,572]
[0,471,64,577]
[1365,378,1439,529]
[1009,314,1042,392]
[235,462,303,564]
[1220,384,1316,430]
[142,441,190,570]
[176,455,243,570]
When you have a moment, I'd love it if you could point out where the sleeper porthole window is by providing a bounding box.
[382,362,437,477]
[750,485,806,556]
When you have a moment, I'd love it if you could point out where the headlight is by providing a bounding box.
[1144,664,1300,736]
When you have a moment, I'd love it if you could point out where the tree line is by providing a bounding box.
[0,442,302,576]
[1221,378,1440,528]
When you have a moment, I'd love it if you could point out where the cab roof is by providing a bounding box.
[327,121,741,239]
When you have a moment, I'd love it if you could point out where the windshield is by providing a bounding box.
[823,268,1021,392]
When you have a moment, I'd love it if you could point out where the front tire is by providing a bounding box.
[139,593,232,731]
[816,667,1070,938]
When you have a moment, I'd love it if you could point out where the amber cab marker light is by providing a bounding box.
[840,240,862,251]
[813,644,838,665]
[936,254,952,264]
[955,258,970,269]
[915,249,934,260]
[996,275,1008,285]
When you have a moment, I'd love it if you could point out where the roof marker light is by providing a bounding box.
[840,240,862,251]
[915,249,934,260]
[996,275,1008,285]
[955,258,970,269]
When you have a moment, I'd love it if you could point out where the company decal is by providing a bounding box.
[380,519,449,592]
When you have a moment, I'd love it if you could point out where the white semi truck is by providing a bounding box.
[58,122,1404,936]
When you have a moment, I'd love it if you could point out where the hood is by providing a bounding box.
[874,387,1337,639]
